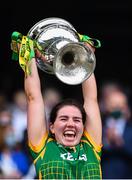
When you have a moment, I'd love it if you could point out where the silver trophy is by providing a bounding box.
[27,17,96,85]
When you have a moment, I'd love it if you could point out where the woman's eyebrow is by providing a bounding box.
[58,115,68,118]
[73,116,82,120]
[58,115,82,119]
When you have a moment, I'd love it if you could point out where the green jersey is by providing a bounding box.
[28,130,102,179]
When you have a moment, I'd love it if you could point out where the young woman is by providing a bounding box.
[15,36,102,179]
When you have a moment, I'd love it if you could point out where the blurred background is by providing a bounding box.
[0,0,132,179]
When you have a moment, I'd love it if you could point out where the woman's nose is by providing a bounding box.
[67,118,74,126]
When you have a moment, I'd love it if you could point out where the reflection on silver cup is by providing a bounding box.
[27,17,96,85]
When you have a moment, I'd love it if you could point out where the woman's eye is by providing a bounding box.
[74,119,80,122]
[61,118,67,121]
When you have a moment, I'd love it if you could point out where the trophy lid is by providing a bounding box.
[27,17,77,39]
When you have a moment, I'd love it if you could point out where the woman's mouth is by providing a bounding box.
[63,130,76,140]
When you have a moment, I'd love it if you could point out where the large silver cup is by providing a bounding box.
[27,17,96,85]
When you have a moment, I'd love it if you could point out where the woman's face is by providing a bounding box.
[50,105,84,147]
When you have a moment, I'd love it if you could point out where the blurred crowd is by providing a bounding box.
[99,81,132,179]
[0,87,62,179]
[0,81,132,179]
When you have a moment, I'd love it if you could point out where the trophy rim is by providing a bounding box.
[27,17,77,39]
[53,42,96,85]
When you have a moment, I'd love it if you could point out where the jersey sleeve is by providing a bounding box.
[83,130,103,160]
[28,131,48,160]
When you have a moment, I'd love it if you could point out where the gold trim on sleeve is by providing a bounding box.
[28,131,48,153]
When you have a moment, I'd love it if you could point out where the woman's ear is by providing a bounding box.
[49,123,55,134]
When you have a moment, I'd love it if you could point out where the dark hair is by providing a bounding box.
[49,98,86,124]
